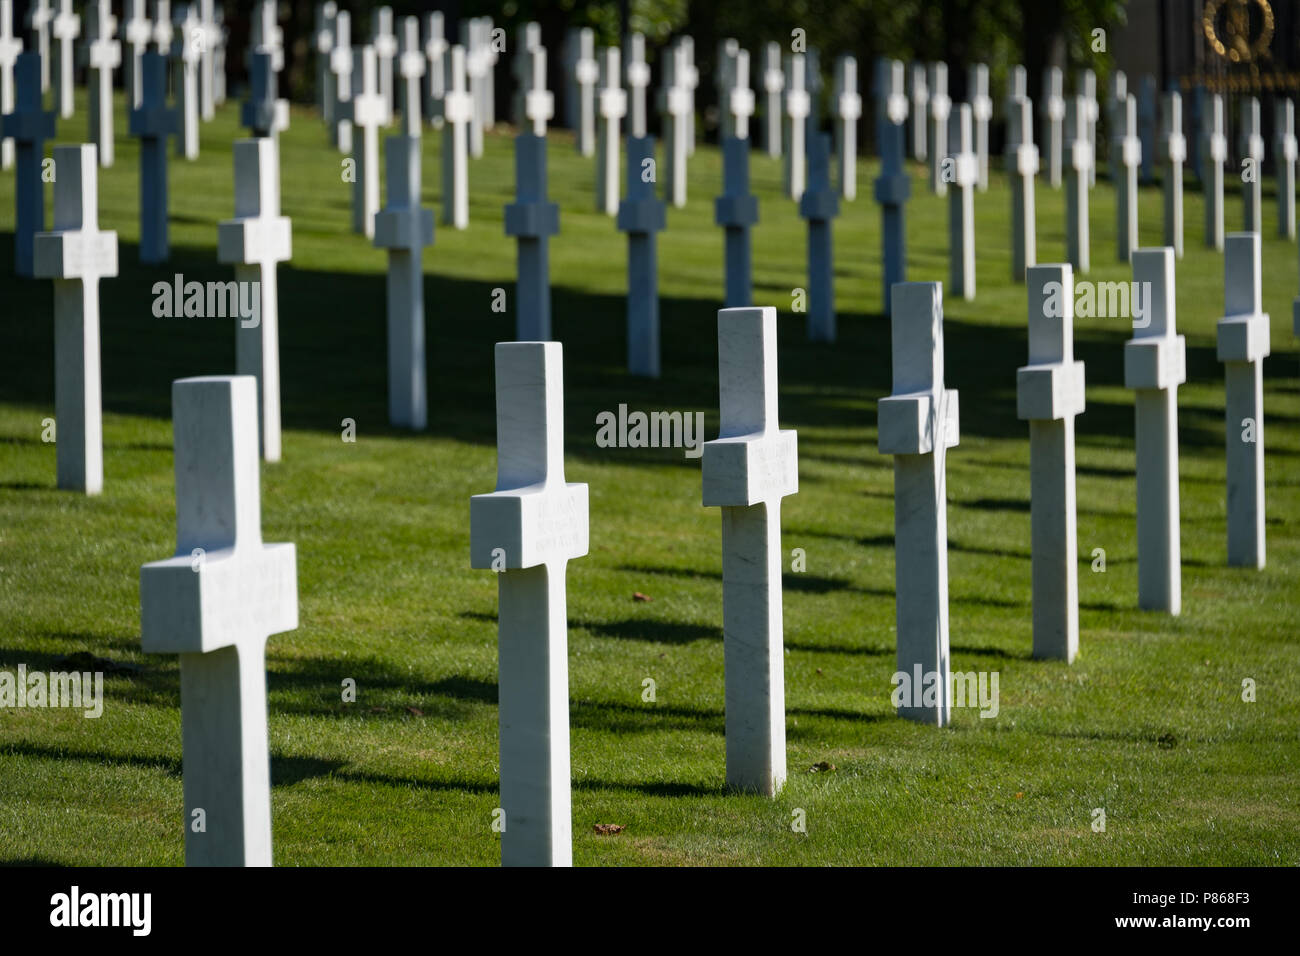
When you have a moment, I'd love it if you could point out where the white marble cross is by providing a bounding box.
[2,52,54,276]
[595,46,626,216]
[25,0,49,93]
[909,62,927,161]
[210,3,226,106]
[171,2,200,160]
[329,10,352,152]
[397,15,423,136]
[1160,91,1185,258]
[715,135,757,308]
[151,0,172,54]
[658,44,689,208]
[441,44,471,229]
[521,43,552,136]
[0,0,23,170]
[874,58,910,314]
[1125,246,1186,614]
[85,0,120,168]
[571,26,597,157]
[562,28,579,131]
[1217,232,1270,569]
[1079,68,1098,186]
[1114,93,1140,261]
[343,45,390,238]
[968,62,991,191]
[250,0,283,73]
[801,132,840,340]
[727,48,754,143]
[617,136,667,377]
[129,50,175,263]
[461,17,486,158]
[927,62,950,196]
[241,50,288,141]
[1137,74,1156,183]
[423,11,446,129]
[50,0,78,119]
[372,5,396,120]
[1274,99,1296,239]
[1018,264,1085,661]
[374,135,433,429]
[783,53,809,200]
[878,281,959,724]
[480,15,497,131]
[198,0,214,119]
[121,0,151,108]
[761,42,782,158]
[1204,92,1226,250]
[470,341,588,868]
[1065,95,1092,273]
[1005,63,1027,115]
[505,132,559,341]
[1006,95,1038,282]
[313,1,336,124]
[1240,97,1264,233]
[33,144,116,494]
[1107,69,1128,184]
[716,38,738,140]
[510,21,540,129]
[947,103,977,299]
[217,137,291,463]
[624,31,649,138]
[680,36,698,156]
[702,306,798,794]
[140,374,298,867]
[1040,65,1064,189]
[909,61,930,160]
[834,55,860,200]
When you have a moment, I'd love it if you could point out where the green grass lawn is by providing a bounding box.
[0,89,1297,866]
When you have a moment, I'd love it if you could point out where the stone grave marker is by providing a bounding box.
[470,342,588,868]
[1018,264,1085,661]
[878,281,960,724]
[140,375,298,867]
[217,137,291,463]
[33,143,116,494]
[1125,247,1186,614]
[702,306,799,795]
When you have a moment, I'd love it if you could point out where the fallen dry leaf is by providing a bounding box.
[808,761,837,773]
[593,823,626,835]
[1014,791,1024,799]
[633,592,652,602]
[406,706,425,717]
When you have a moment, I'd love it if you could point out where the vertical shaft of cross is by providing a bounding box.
[497,561,572,867]
[618,136,665,377]
[180,639,271,866]
[927,62,949,196]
